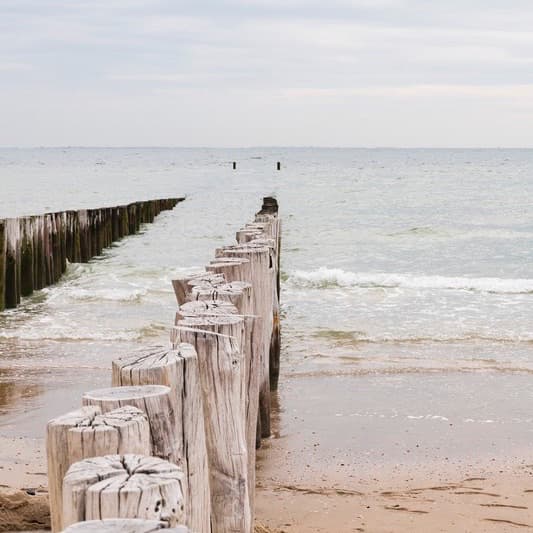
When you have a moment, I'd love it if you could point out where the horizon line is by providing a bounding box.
[0,145,532,150]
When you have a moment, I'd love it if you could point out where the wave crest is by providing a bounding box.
[286,267,533,294]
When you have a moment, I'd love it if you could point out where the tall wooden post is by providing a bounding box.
[175,314,251,533]
[112,345,211,533]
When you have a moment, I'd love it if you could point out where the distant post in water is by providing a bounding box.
[233,161,237,170]
[276,161,281,170]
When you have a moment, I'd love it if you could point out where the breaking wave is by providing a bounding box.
[286,267,533,294]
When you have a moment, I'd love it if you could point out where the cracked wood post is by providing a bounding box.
[46,406,151,532]
[171,272,226,306]
[213,244,273,439]
[111,345,210,533]
[61,519,190,532]
[82,385,181,468]
[62,454,186,528]
[186,282,260,517]
[174,314,251,533]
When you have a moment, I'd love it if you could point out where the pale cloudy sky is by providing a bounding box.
[1,0,533,147]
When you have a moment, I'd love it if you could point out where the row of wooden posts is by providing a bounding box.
[0,198,183,311]
[46,197,281,533]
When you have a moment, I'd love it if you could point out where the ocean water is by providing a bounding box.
[0,147,532,441]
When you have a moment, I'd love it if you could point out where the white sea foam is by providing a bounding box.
[286,267,533,294]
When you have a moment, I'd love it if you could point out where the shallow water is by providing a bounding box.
[0,147,532,438]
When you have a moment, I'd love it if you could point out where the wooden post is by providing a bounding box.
[0,220,5,311]
[20,218,34,297]
[186,281,260,517]
[214,244,274,439]
[61,519,190,533]
[82,385,181,467]
[112,345,210,533]
[174,315,251,533]
[276,161,281,170]
[171,272,226,306]
[46,406,151,532]
[62,454,186,528]
[4,218,21,308]
[232,161,237,170]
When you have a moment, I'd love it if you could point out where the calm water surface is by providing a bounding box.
[0,148,532,442]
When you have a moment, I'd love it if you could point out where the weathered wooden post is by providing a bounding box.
[20,218,34,297]
[62,455,186,528]
[213,244,274,439]
[171,272,226,306]
[174,314,251,533]
[186,282,261,516]
[0,220,5,311]
[4,219,22,308]
[47,406,151,532]
[112,345,210,533]
[82,385,181,467]
[61,519,189,533]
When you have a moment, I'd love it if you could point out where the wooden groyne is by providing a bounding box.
[0,198,183,311]
[45,196,281,533]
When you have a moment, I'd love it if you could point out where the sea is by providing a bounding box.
[1,147,532,462]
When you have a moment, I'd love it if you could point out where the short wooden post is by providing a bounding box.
[82,385,181,467]
[61,519,189,532]
[112,345,210,533]
[47,405,151,532]
[171,272,226,306]
[62,455,186,528]
[232,161,237,170]
[175,315,251,533]
[276,161,281,170]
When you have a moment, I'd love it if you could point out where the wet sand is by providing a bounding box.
[255,372,533,532]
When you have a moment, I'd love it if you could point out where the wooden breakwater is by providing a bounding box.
[45,197,281,533]
[0,198,183,311]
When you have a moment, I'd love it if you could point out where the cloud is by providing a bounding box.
[1,0,533,145]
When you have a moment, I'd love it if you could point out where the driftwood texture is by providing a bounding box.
[0,198,183,311]
[62,455,186,528]
[112,345,210,533]
[175,314,251,533]
[61,518,189,532]
[47,406,151,532]
[82,385,180,468]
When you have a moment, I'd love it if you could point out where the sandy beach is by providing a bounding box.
[253,372,533,532]
[4,371,533,532]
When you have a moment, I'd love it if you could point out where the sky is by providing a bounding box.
[1,0,533,147]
